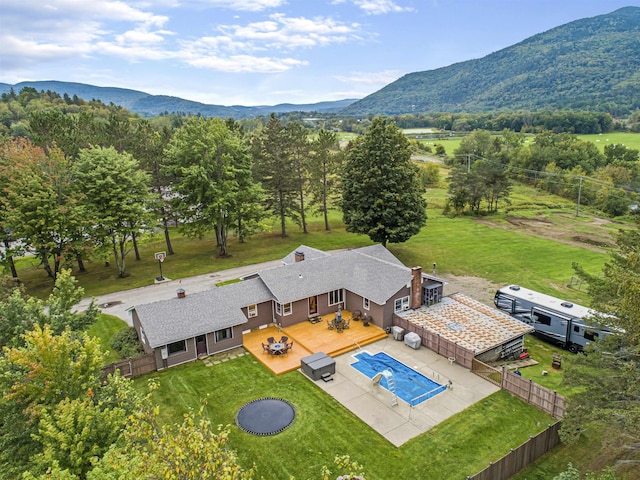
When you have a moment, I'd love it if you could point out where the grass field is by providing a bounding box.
[577,131,640,152]
[411,130,640,157]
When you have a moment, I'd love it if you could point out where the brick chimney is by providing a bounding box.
[410,266,422,309]
[294,251,305,262]
[177,287,186,299]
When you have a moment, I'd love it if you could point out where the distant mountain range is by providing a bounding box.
[3,7,639,118]
[0,80,357,118]
[343,6,640,116]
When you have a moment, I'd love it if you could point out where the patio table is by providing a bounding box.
[269,342,286,354]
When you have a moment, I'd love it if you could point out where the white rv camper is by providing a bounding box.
[494,285,615,353]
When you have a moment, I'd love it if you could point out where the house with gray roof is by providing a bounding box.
[131,244,445,370]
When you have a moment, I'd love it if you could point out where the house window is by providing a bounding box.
[329,289,344,306]
[363,298,370,310]
[215,327,233,342]
[276,302,292,316]
[167,340,186,355]
[394,296,409,312]
[247,304,258,318]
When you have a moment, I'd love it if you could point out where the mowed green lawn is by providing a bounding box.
[136,355,554,480]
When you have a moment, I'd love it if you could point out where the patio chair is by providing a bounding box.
[266,336,275,344]
[362,313,371,327]
[280,336,288,344]
[286,341,294,351]
[262,343,271,354]
[327,319,335,330]
[343,318,350,329]
[352,309,362,321]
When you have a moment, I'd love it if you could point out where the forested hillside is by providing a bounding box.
[344,6,640,116]
[0,81,356,118]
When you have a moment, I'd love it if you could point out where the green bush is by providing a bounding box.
[110,327,144,359]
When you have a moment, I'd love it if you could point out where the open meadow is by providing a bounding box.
[7,165,638,479]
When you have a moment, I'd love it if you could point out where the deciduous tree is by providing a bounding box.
[164,117,261,256]
[75,146,155,277]
[0,138,87,280]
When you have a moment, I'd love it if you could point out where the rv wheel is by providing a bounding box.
[568,344,579,354]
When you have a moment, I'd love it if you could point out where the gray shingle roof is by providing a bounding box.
[136,277,273,348]
[134,244,414,347]
[259,246,412,305]
[281,245,330,264]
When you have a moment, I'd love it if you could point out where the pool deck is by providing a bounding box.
[308,336,501,447]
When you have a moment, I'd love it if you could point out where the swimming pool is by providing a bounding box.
[351,351,446,406]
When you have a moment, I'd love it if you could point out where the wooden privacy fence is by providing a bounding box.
[101,353,157,381]
[467,422,562,480]
[502,367,566,418]
[394,315,475,368]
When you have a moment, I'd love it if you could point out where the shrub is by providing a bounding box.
[110,327,144,358]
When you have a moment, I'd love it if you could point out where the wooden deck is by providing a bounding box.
[243,311,388,375]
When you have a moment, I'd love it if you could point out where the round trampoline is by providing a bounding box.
[235,397,295,436]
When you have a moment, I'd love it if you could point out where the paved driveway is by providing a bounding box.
[74,259,283,325]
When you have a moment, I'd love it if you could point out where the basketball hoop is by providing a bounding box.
[154,252,167,280]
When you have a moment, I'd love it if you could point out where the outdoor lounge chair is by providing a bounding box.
[267,336,275,344]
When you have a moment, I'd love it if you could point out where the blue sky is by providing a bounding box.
[1,0,639,106]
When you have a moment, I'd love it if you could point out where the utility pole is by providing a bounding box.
[576,176,583,217]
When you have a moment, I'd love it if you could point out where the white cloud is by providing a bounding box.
[218,13,362,50]
[197,0,287,11]
[186,54,306,73]
[352,0,414,15]
[178,13,362,73]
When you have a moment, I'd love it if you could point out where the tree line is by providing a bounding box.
[445,129,640,217]
[1,88,432,283]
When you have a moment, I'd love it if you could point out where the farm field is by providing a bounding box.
[407,129,640,157]
[577,131,640,152]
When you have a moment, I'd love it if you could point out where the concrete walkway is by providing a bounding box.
[307,337,500,447]
[75,259,283,326]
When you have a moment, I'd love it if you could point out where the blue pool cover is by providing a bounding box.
[351,351,446,406]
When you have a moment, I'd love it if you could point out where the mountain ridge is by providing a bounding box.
[343,6,640,116]
[0,80,358,118]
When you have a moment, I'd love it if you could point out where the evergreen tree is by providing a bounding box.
[309,129,342,231]
[341,117,427,246]
[562,219,640,453]
[252,114,299,237]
